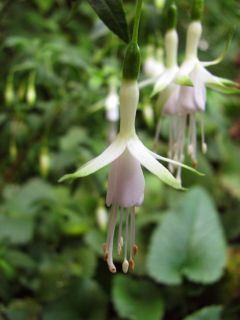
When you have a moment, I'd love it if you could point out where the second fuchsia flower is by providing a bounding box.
[151,2,239,181]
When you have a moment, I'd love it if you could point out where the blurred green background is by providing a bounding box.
[0,0,240,319]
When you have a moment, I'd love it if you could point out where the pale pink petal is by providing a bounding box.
[106,150,145,208]
[162,84,181,115]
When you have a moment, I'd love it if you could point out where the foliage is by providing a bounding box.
[0,0,240,319]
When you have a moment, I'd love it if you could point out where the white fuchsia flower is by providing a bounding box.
[153,2,239,180]
[175,18,239,166]
[60,78,198,273]
[152,27,179,96]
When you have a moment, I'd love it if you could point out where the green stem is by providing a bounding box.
[132,0,143,43]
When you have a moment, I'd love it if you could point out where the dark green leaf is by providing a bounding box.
[87,0,130,43]
[113,275,165,320]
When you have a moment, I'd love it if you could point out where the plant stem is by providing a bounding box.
[132,0,143,43]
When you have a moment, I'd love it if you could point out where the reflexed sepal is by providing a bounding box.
[122,42,141,80]
[151,66,179,97]
[202,33,233,67]
[207,80,240,95]
[175,75,193,86]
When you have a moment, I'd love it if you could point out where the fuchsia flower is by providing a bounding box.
[153,13,239,181]
[60,79,198,273]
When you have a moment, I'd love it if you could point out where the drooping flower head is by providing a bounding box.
[174,0,239,165]
[152,0,239,180]
[59,35,199,273]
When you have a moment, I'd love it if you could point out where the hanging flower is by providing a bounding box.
[60,77,198,273]
[60,0,201,273]
[153,2,239,180]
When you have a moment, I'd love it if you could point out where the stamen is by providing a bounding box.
[129,208,135,270]
[168,120,175,172]
[117,208,123,256]
[103,207,116,259]
[129,258,135,271]
[200,115,207,154]
[133,244,138,256]
[175,115,186,182]
[188,114,197,167]
[131,208,137,255]
[122,210,130,273]
[103,243,108,261]
[107,206,118,273]
[122,259,129,273]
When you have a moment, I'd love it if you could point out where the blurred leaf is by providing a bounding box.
[220,173,240,199]
[184,305,223,320]
[113,275,165,320]
[43,279,107,320]
[35,0,54,12]
[85,229,106,255]
[87,0,130,43]
[5,250,36,271]
[3,299,40,320]
[60,127,87,151]
[3,178,56,215]
[147,187,227,285]
[0,214,34,245]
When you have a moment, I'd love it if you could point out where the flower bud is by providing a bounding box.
[191,0,204,21]
[122,42,141,80]
[5,74,14,107]
[27,72,36,107]
[96,206,108,231]
[39,146,50,178]
[167,4,177,30]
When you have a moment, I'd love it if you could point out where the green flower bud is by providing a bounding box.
[122,42,141,80]
[167,4,177,30]
[39,146,50,178]
[27,72,36,107]
[191,0,204,21]
[5,74,14,107]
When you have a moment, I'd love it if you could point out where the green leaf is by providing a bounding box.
[147,187,227,285]
[87,0,130,43]
[43,279,107,320]
[0,214,34,245]
[220,173,240,199]
[3,178,56,215]
[184,305,223,320]
[113,275,165,320]
[3,299,40,320]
